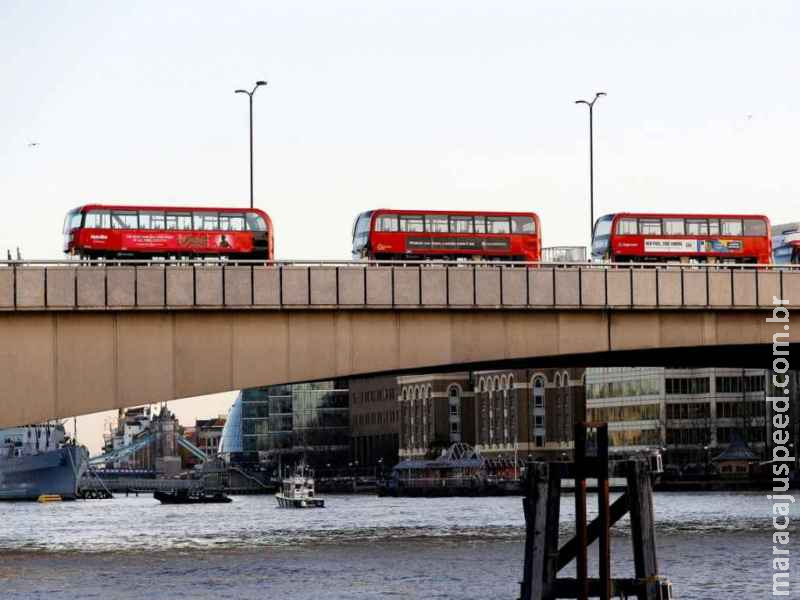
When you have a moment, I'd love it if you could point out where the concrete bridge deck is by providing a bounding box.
[1,261,797,428]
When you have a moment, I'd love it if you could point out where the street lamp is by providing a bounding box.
[575,92,606,241]
[235,80,268,209]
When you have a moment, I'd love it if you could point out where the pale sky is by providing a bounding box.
[2,2,798,451]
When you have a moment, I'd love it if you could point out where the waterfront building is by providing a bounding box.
[471,368,585,460]
[586,367,771,467]
[396,368,585,462]
[396,372,473,461]
[711,434,758,478]
[100,406,182,475]
[194,415,226,458]
[102,406,152,462]
[765,369,800,474]
[349,374,401,469]
[219,380,350,470]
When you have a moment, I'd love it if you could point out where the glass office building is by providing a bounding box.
[220,380,350,469]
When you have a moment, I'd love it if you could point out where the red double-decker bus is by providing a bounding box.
[351,209,541,262]
[591,212,771,263]
[63,204,274,260]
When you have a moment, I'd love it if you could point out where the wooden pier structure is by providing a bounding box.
[520,422,672,600]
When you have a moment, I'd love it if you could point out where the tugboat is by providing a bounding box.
[275,463,325,508]
[154,488,232,504]
[0,423,88,501]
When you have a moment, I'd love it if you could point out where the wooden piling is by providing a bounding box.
[519,422,671,600]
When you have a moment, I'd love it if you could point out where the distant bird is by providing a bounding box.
[27,142,39,147]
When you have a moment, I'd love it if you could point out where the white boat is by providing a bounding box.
[275,464,325,508]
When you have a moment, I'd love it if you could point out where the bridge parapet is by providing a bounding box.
[0,260,798,311]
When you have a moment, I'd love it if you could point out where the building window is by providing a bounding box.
[535,415,544,427]
[533,376,545,408]
[535,435,544,448]
[666,377,710,395]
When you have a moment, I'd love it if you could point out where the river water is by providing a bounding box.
[0,491,795,599]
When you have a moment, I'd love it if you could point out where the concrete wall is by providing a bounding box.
[0,307,796,427]
[1,264,799,311]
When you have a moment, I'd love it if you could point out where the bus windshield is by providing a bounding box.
[63,209,82,233]
[351,211,373,258]
[591,214,614,260]
[772,223,800,264]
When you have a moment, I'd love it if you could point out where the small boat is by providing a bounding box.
[154,489,232,504]
[37,494,63,503]
[275,464,324,508]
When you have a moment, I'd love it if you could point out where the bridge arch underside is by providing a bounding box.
[0,309,795,427]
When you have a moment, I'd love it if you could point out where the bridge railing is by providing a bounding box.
[0,259,798,310]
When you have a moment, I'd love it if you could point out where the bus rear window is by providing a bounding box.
[743,219,766,236]
[511,216,535,234]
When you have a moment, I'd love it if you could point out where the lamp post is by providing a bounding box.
[575,92,606,241]
[235,80,268,209]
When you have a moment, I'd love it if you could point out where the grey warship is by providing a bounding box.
[0,424,88,500]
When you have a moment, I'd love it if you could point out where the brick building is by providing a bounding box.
[395,368,585,462]
[396,372,473,460]
[471,368,585,459]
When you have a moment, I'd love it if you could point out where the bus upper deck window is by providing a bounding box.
[511,216,535,234]
[140,212,165,229]
[399,215,424,233]
[486,216,511,234]
[84,211,110,229]
[375,215,398,232]
[686,219,708,235]
[639,219,662,235]
[194,212,219,231]
[474,216,486,233]
[708,220,720,235]
[616,219,637,235]
[111,211,138,229]
[220,213,246,231]
[163,213,193,230]
[425,215,449,233]
[663,219,684,235]
[721,219,743,236]
[450,216,473,234]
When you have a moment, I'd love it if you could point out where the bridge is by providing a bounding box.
[0,259,796,427]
